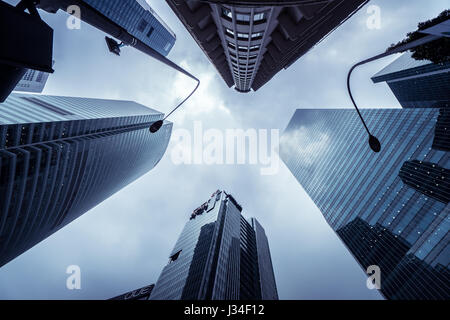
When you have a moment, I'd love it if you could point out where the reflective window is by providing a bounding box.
[222,7,232,19]
[225,28,234,37]
[253,12,266,22]
[236,13,251,22]
[137,18,148,32]
[237,32,249,39]
[252,31,264,39]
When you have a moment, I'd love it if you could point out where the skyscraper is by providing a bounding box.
[81,0,176,56]
[0,93,172,267]
[166,0,368,92]
[150,190,278,300]
[14,69,51,94]
[372,52,450,108]
[280,108,449,299]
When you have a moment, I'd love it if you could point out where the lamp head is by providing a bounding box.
[369,135,381,153]
[149,120,163,133]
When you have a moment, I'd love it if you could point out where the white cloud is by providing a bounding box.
[170,61,231,125]
[280,126,330,167]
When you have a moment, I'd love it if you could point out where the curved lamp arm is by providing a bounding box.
[347,34,441,153]
[150,77,200,133]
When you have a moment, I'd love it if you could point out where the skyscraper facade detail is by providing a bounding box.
[166,0,367,92]
[150,190,278,300]
[110,284,155,300]
[433,107,450,152]
[280,108,449,299]
[14,69,51,94]
[0,93,172,267]
[399,160,450,204]
[372,52,450,108]
[82,0,176,56]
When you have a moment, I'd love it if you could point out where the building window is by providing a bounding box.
[237,32,249,39]
[222,7,232,19]
[36,72,44,83]
[164,42,172,52]
[225,28,234,37]
[236,13,251,22]
[251,32,264,39]
[249,45,260,51]
[228,41,236,49]
[137,18,148,32]
[146,27,154,37]
[238,45,248,51]
[253,12,266,22]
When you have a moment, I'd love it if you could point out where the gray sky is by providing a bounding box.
[0,0,448,300]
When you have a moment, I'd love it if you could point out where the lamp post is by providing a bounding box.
[37,0,200,133]
[347,33,442,153]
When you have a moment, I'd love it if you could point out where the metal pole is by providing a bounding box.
[347,34,441,152]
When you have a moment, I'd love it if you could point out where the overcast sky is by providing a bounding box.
[0,0,448,300]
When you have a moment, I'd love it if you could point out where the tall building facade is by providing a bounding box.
[372,52,450,108]
[150,190,278,300]
[0,93,172,267]
[166,0,367,92]
[82,0,176,56]
[14,69,51,94]
[280,108,449,299]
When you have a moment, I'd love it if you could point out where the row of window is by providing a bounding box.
[228,42,260,52]
[232,60,255,69]
[233,66,254,73]
[231,57,256,66]
[225,28,263,40]
[233,69,253,79]
[229,51,258,60]
[222,7,266,24]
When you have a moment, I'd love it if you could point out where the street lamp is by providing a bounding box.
[347,33,443,153]
[36,0,200,133]
[103,36,200,134]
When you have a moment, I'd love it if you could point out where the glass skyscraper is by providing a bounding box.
[150,190,278,300]
[0,93,172,267]
[82,0,176,56]
[372,52,450,108]
[280,108,449,299]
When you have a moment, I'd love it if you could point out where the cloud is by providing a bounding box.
[2,0,448,301]
[170,61,231,125]
[280,125,330,167]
